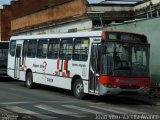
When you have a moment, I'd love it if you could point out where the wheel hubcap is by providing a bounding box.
[76,83,83,96]
[27,78,31,86]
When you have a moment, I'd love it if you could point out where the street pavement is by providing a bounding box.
[0,78,159,120]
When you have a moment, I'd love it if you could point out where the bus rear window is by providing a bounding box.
[10,40,16,56]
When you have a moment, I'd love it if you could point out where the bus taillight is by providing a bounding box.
[102,31,107,41]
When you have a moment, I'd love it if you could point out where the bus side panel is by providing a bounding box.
[83,80,89,94]
[69,60,89,92]
[19,71,25,81]
[32,58,47,85]
[7,69,14,78]
[47,75,71,90]
[47,59,72,90]
[33,72,72,90]
[33,73,46,85]
[26,58,46,85]
[30,58,72,90]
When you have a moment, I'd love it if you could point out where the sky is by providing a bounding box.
[0,0,11,5]
[0,0,11,8]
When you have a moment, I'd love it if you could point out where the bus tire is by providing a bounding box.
[26,72,34,89]
[73,79,85,99]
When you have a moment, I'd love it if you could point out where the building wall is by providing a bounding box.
[17,19,92,35]
[134,0,160,11]
[105,17,160,84]
[11,0,87,34]
[134,0,160,19]
[0,6,11,41]
[89,6,133,12]
[11,0,72,19]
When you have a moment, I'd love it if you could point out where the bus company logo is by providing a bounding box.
[40,61,47,71]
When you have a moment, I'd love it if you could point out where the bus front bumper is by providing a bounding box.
[99,84,150,96]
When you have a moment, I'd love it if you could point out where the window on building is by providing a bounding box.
[47,39,60,59]
[27,40,37,58]
[60,39,73,60]
[68,28,77,33]
[73,38,89,61]
[10,40,16,56]
[37,40,48,58]
[22,40,28,57]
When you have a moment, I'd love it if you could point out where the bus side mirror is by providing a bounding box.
[101,45,106,54]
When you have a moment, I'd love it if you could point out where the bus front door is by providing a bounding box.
[14,45,22,79]
[89,44,100,94]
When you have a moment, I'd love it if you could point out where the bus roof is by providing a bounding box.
[10,31,103,40]
[10,31,146,41]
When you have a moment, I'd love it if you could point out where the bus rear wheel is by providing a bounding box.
[73,79,85,99]
[26,72,34,89]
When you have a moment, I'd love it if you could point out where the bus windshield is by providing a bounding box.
[101,42,150,77]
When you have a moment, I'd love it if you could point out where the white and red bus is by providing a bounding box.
[7,31,150,99]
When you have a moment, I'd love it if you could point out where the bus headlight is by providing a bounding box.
[103,84,117,88]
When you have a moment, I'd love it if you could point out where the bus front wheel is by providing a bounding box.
[26,72,34,89]
[73,79,85,99]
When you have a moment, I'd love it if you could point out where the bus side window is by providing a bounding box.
[10,40,16,56]
[22,40,28,57]
[37,39,48,58]
[47,39,60,59]
[60,39,73,60]
[73,38,89,61]
[27,40,37,58]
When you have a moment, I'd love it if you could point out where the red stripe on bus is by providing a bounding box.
[64,60,67,70]
[55,71,58,76]
[66,73,70,78]
[99,75,150,87]
[62,72,65,77]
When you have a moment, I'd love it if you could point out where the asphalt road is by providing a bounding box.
[0,78,159,120]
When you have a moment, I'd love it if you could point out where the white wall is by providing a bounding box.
[18,19,92,36]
